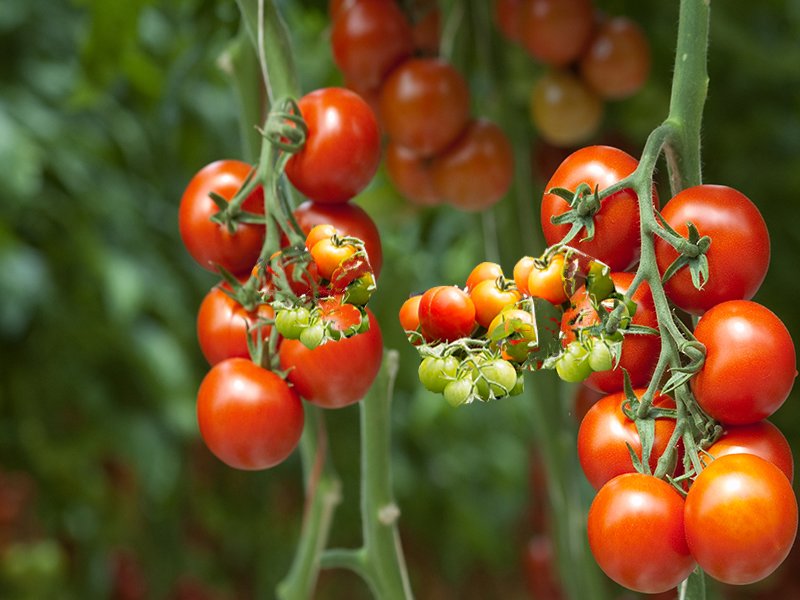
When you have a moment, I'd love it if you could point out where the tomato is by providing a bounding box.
[519,0,595,67]
[691,300,796,425]
[379,58,470,158]
[488,307,537,362]
[705,420,793,482]
[178,160,265,276]
[527,254,568,304]
[398,294,422,333]
[513,256,536,296]
[577,390,677,489]
[654,185,770,315]
[587,473,695,594]
[562,272,660,393]
[284,88,381,204]
[310,238,357,280]
[555,342,592,383]
[473,358,517,398]
[530,69,604,148]
[279,308,383,409]
[385,142,441,207]
[493,0,524,43]
[541,146,652,272]
[196,286,274,366]
[469,279,521,329]
[571,385,604,422]
[196,358,304,470]
[430,119,514,212]
[580,16,651,100]
[331,0,413,90]
[305,223,338,251]
[418,286,476,342]
[293,200,383,278]
[685,454,798,585]
[465,261,504,292]
[411,6,441,56]
[522,535,565,600]
[418,355,459,393]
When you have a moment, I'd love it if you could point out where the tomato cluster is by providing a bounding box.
[493,0,650,147]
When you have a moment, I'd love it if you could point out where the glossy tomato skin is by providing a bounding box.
[692,300,796,424]
[196,286,274,366]
[578,390,677,489]
[398,294,422,333]
[196,358,304,470]
[655,185,770,315]
[685,454,798,585]
[465,261,504,292]
[385,142,441,207]
[541,146,652,272]
[580,17,651,100]
[588,473,695,594]
[469,279,521,329]
[519,0,594,67]
[418,286,476,342]
[179,160,265,276]
[285,88,381,204]
[279,308,383,408]
[706,420,793,482]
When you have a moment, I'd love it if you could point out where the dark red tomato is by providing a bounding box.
[706,420,793,482]
[493,0,524,43]
[196,286,274,366]
[530,69,603,148]
[541,146,653,272]
[685,454,798,585]
[654,185,770,315]
[519,0,595,67]
[285,88,381,204]
[293,200,383,278]
[587,473,695,594]
[430,119,514,212]
[279,308,383,408]
[418,286,476,342]
[578,390,677,489]
[196,358,304,470]
[331,0,413,90]
[562,272,660,393]
[385,142,441,207]
[379,58,470,158]
[178,160,265,276]
[691,300,796,425]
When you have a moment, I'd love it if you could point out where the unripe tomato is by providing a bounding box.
[530,69,603,148]
[418,355,459,393]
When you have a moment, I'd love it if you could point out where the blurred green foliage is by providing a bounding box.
[1,0,799,598]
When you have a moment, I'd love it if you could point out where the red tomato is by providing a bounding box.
[418,286,476,342]
[465,261,504,292]
[522,535,565,600]
[285,88,381,204]
[493,0,524,43]
[430,119,514,212]
[530,69,604,148]
[398,294,422,333]
[692,300,796,424]
[293,200,383,278]
[587,473,695,594]
[685,454,798,585]
[379,58,470,158]
[196,358,304,470]
[279,308,383,408]
[654,185,770,314]
[541,146,652,272]
[469,279,521,329]
[571,385,604,422]
[562,272,660,393]
[178,160,265,276]
[578,390,677,489]
[411,6,441,56]
[519,0,595,67]
[385,142,441,207]
[705,420,793,482]
[196,286,274,366]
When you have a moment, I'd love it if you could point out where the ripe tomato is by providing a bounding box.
[385,142,441,207]
[331,0,413,90]
[418,286,476,342]
[430,119,514,212]
[305,223,338,251]
[279,308,383,408]
[562,272,660,393]
[692,300,796,425]
[654,185,770,315]
[527,254,568,305]
[541,146,652,272]
[379,58,470,158]
[469,279,521,329]
[513,256,536,296]
[530,69,603,148]
[587,473,695,594]
[579,17,651,100]
[493,0,524,43]
[519,0,595,67]
[310,238,357,280]
[293,200,383,278]
[398,294,422,333]
[577,390,677,489]
[196,286,274,366]
[705,420,793,482]
[465,261,504,292]
[284,88,381,204]
[196,358,304,470]
[685,454,798,585]
[178,160,265,276]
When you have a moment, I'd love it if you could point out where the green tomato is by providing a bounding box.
[274,306,310,340]
[443,377,473,407]
[418,355,460,393]
[474,358,518,399]
[300,322,325,349]
[510,373,525,396]
[588,340,613,372]
[556,342,592,382]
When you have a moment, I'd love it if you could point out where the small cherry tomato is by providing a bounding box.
[580,17,651,100]
[305,223,338,251]
[399,295,423,333]
[418,355,460,393]
[385,142,441,207]
[513,256,536,296]
[310,238,358,280]
[530,69,604,148]
[469,279,521,329]
[519,0,595,67]
[465,261,504,292]
[527,254,568,305]
[418,286,476,342]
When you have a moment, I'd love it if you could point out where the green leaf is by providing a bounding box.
[524,297,562,365]
[679,567,707,600]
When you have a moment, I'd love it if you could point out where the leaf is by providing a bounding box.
[679,567,707,600]
[524,297,562,365]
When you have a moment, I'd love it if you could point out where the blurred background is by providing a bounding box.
[1,0,800,598]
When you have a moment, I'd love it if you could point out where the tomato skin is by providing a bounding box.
[465,261,504,292]
[385,142,441,206]
[279,308,383,408]
[705,420,793,482]
[469,279,521,329]
[527,254,568,305]
[541,146,652,272]
[398,294,422,333]
[654,185,770,315]
[578,390,677,489]
[196,286,274,366]
[519,0,595,67]
[418,286,476,342]
[284,88,381,204]
[685,454,798,585]
[692,300,796,424]
[310,238,357,280]
[196,358,304,470]
[587,473,695,594]
[179,160,265,276]
[530,69,604,148]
